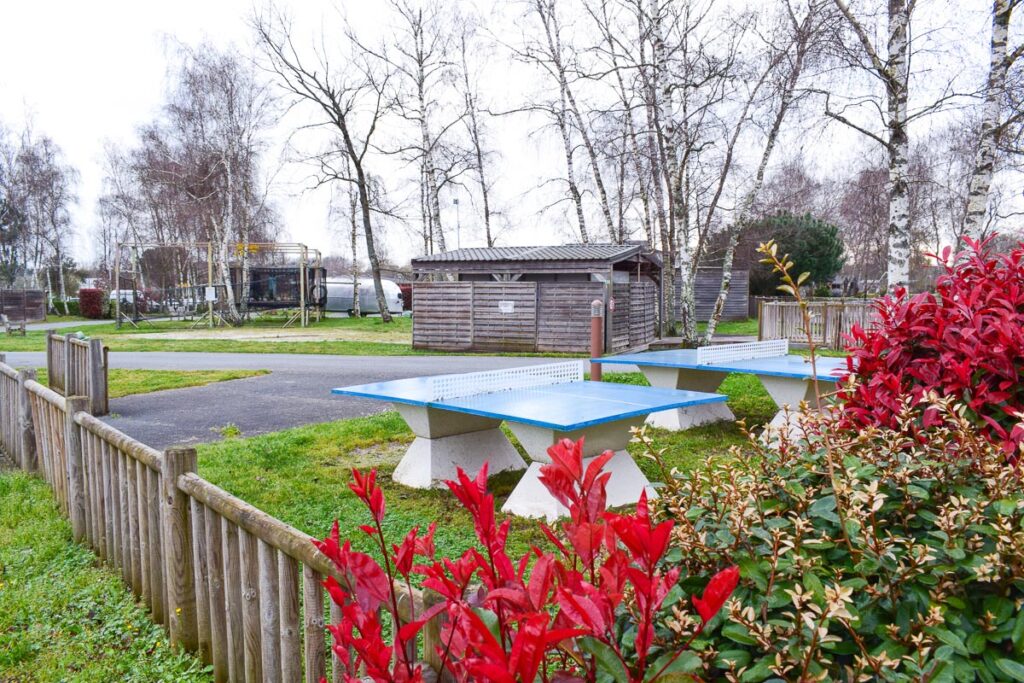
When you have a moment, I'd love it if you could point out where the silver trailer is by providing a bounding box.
[325,278,404,315]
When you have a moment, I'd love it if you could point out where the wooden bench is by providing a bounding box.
[1,314,26,335]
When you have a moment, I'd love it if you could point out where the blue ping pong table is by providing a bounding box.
[592,341,849,431]
[332,362,727,519]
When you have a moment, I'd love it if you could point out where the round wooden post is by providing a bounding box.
[17,369,36,472]
[590,299,604,382]
[161,446,199,651]
[64,396,90,542]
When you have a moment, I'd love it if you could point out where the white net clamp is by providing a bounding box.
[429,361,584,401]
[696,339,789,365]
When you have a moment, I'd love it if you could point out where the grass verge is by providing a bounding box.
[0,470,210,682]
[33,368,270,399]
[197,371,772,563]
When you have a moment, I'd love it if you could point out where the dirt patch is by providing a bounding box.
[341,440,411,469]
[131,328,410,344]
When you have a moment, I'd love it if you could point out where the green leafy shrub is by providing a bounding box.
[647,398,1024,681]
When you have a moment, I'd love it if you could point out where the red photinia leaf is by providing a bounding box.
[692,565,741,623]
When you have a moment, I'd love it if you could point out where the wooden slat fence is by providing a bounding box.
[46,332,109,415]
[758,299,878,350]
[0,357,444,682]
[0,288,46,323]
[413,281,656,353]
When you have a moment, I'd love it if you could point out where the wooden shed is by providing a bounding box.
[411,243,661,353]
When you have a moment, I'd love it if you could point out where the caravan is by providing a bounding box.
[325,278,404,315]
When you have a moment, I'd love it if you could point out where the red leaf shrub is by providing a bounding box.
[314,438,738,682]
[78,288,105,319]
[839,237,1024,457]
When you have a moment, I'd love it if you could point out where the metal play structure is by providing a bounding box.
[112,241,326,329]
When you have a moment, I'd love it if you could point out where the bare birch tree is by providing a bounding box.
[963,0,1023,236]
[253,7,395,321]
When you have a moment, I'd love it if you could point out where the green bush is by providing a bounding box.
[648,398,1024,681]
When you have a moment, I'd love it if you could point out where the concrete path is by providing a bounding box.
[2,351,568,450]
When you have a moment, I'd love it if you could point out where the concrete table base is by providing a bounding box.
[501,415,653,520]
[392,404,527,489]
[641,366,735,429]
[761,376,822,430]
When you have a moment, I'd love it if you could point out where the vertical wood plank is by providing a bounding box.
[108,443,122,572]
[118,449,132,588]
[136,458,151,606]
[239,527,263,682]
[302,566,326,683]
[147,465,166,625]
[205,509,228,683]
[278,553,301,682]
[258,540,282,683]
[190,499,211,664]
[160,447,198,650]
[330,600,344,683]
[223,518,245,682]
[126,451,141,595]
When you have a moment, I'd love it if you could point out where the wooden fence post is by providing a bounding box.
[162,446,199,651]
[87,339,107,415]
[17,369,36,472]
[63,333,75,396]
[64,396,90,542]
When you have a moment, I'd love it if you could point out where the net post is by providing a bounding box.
[590,299,604,382]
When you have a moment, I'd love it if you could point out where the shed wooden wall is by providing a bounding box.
[412,281,656,353]
[672,269,749,321]
[0,289,46,323]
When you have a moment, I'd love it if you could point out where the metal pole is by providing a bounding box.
[590,298,604,382]
[207,242,214,328]
[114,244,121,329]
[300,246,307,328]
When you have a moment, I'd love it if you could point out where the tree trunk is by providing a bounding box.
[963,0,1015,238]
[356,169,392,322]
[556,92,589,243]
[886,0,911,290]
[703,234,737,344]
[349,184,361,317]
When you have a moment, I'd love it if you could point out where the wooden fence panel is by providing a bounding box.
[0,359,444,683]
[0,361,20,465]
[0,288,46,323]
[537,282,605,353]
[45,333,109,415]
[758,300,879,350]
[412,282,474,350]
[470,282,538,352]
[628,282,657,348]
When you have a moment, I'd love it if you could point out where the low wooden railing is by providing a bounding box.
[0,357,443,682]
[758,299,877,350]
[46,332,108,415]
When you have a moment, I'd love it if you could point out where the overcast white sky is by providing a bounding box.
[0,1,1004,267]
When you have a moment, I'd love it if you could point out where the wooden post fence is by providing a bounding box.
[45,332,109,415]
[0,354,446,682]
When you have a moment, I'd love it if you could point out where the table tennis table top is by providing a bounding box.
[592,349,849,382]
[332,378,727,432]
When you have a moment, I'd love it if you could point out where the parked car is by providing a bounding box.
[325,278,404,315]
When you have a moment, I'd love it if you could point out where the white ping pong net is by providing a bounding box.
[429,361,584,401]
[696,339,789,365]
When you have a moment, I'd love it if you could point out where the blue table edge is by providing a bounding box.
[330,385,728,432]
[589,356,848,382]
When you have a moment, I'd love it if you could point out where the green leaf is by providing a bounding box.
[927,627,968,657]
[808,495,840,523]
[906,484,930,499]
[714,649,751,669]
[721,623,757,645]
[996,659,1024,682]
[649,650,701,679]
[577,636,629,683]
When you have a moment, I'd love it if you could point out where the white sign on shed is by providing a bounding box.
[498,300,515,314]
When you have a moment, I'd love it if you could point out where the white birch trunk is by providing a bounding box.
[886,0,911,290]
[349,184,361,317]
[963,0,1014,238]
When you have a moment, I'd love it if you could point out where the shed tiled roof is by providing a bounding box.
[413,243,645,264]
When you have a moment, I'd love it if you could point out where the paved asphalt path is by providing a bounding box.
[2,351,570,450]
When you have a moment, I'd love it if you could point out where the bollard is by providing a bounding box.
[590,299,604,382]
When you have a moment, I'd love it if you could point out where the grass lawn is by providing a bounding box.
[32,368,270,399]
[698,318,758,337]
[197,371,773,563]
[0,470,210,682]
